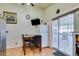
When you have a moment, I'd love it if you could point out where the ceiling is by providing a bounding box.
[18,3,53,9]
[34,3,53,9]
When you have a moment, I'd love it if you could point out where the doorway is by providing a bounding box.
[0,18,6,56]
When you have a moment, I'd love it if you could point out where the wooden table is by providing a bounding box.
[22,34,42,55]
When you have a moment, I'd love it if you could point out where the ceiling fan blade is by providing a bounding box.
[21,3,25,5]
[21,3,35,6]
[31,3,35,6]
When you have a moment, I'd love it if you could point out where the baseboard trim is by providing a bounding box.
[42,46,50,49]
[6,47,22,50]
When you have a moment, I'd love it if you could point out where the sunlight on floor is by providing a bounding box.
[6,48,56,56]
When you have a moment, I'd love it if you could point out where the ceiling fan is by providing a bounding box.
[21,3,35,6]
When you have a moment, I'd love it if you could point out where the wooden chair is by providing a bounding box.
[22,34,35,55]
[76,41,79,56]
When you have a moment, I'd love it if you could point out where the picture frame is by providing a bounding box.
[3,11,17,24]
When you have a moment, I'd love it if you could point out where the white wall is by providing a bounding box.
[45,3,79,47]
[0,3,44,49]
[45,3,79,21]
[1,3,79,49]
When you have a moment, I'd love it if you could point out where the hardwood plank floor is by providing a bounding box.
[6,47,56,56]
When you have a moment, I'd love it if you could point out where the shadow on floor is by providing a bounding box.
[53,51,66,56]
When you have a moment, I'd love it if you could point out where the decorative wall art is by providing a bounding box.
[3,11,17,24]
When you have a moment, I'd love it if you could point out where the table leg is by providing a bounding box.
[23,44,26,55]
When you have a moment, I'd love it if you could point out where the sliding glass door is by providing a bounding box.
[59,16,66,52]
[52,13,74,56]
[65,13,74,55]
[52,19,58,49]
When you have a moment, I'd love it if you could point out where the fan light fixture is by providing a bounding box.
[27,3,30,5]
[21,3,35,6]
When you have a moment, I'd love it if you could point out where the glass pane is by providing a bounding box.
[52,20,58,49]
[59,13,74,55]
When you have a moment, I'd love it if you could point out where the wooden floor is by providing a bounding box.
[6,47,56,56]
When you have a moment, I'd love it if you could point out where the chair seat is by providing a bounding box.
[24,41,35,49]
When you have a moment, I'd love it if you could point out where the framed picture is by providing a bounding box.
[3,11,17,24]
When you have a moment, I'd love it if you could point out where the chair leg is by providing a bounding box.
[40,47,41,52]
[33,46,35,55]
[39,45,41,53]
[23,45,26,55]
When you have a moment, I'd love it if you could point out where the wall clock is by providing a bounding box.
[26,15,30,19]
